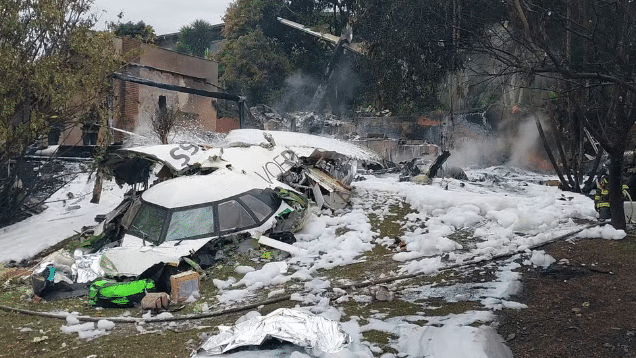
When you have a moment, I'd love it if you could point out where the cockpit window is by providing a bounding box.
[127,188,284,244]
[128,204,167,245]
[166,206,215,241]
[218,200,256,232]
[239,194,275,221]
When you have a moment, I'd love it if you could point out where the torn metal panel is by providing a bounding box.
[119,144,225,175]
[92,196,134,238]
[311,183,326,209]
[101,156,154,187]
[427,150,451,178]
[306,149,358,186]
[224,129,381,162]
[99,236,211,277]
[258,235,308,256]
[305,167,351,210]
[197,308,350,355]
[223,130,377,209]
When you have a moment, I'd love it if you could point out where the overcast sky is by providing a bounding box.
[91,0,234,35]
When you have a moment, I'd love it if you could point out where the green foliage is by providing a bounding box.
[218,0,353,106]
[172,40,191,55]
[174,19,219,57]
[223,0,270,40]
[109,21,156,43]
[216,0,512,113]
[216,29,292,104]
[64,234,102,253]
[0,263,6,283]
[217,0,506,113]
[357,0,504,115]
[0,0,127,225]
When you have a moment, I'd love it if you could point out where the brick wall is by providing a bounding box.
[215,117,240,133]
[111,39,222,142]
[59,37,223,146]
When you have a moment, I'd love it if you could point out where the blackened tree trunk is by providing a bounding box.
[608,152,626,229]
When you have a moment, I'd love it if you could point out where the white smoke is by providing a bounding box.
[447,113,552,171]
[508,115,543,168]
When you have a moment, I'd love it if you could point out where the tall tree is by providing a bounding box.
[174,19,218,57]
[218,0,358,109]
[216,28,292,104]
[0,0,125,225]
[357,0,504,115]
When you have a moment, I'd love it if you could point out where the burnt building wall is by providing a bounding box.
[354,116,444,144]
[59,37,229,146]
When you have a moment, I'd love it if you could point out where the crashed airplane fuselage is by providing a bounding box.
[84,129,380,279]
[116,129,380,210]
[99,169,303,277]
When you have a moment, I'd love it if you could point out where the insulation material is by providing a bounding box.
[197,308,350,355]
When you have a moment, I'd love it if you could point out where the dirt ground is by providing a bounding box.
[3,224,636,357]
[497,231,636,358]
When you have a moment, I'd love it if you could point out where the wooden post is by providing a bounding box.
[90,169,103,204]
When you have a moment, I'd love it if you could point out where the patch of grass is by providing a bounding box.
[362,330,399,354]
[362,329,397,344]
[614,237,636,253]
[403,270,460,287]
[63,234,102,253]
[319,245,398,283]
[369,202,417,240]
[0,263,7,282]
[208,263,242,282]
[0,284,33,308]
[447,228,476,252]
[336,227,352,236]
[409,319,429,326]
[0,308,203,358]
[469,320,487,327]
[341,298,422,323]
[423,299,481,316]
[365,244,393,259]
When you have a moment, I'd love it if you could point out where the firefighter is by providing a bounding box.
[594,175,630,221]
[595,175,610,220]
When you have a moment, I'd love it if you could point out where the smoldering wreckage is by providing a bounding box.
[23,128,441,355]
[13,126,474,354]
[15,127,473,355]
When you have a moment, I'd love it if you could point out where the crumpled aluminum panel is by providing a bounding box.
[196,308,350,355]
[73,253,104,283]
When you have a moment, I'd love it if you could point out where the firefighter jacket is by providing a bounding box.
[594,183,630,210]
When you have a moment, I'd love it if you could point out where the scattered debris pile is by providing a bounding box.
[397,151,468,184]
[26,129,381,314]
[250,105,353,135]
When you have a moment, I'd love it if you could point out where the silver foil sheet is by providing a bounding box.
[196,308,350,355]
[73,253,104,283]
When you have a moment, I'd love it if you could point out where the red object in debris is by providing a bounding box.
[417,117,441,127]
